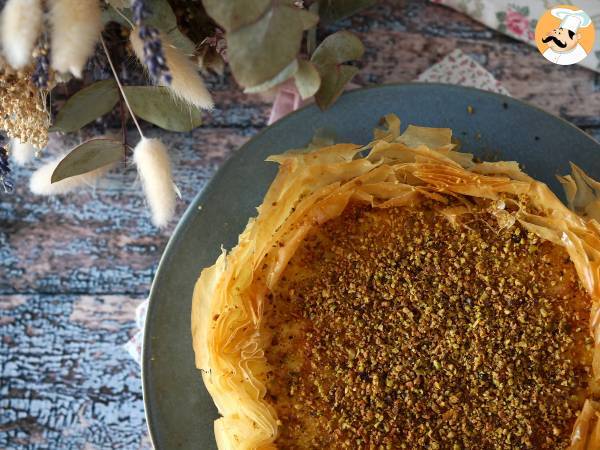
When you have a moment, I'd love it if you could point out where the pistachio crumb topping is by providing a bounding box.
[263,200,593,449]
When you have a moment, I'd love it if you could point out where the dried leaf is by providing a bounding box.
[226,3,318,88]
[311,31,364,110]
[51,138,123,183]
[145,0,195,52]
[306,1,319,55]
[102,5,130,27]
[50,79,119,133]
[314,65,358,110]
[318,0,376,24]
[106,0,128,8]
[202,0,270,31]
[294,59,321,99]
[296,8,320,29]
[244,59,299,94]
[311,30,364,67]
[123,86,203,132]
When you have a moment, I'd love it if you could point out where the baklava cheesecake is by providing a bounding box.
[192,116,600,449]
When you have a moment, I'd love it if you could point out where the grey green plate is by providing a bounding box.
[142,83,600,449]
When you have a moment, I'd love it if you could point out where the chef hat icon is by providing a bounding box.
[551,8,592,33]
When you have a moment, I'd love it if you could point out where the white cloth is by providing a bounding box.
[543,44,588,65]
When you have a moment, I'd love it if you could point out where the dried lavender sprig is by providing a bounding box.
[131,0,149,25]
[131,0,172,84]
[139,25,172,84]
[0,138,14,193]
[32,51,50,89]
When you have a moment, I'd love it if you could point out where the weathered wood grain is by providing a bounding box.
[1,0,599,448]
[0,295,148,449]
[0,128,251,296]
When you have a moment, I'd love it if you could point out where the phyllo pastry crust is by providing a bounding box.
[192,115,600,449]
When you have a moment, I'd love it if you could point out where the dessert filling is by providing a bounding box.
[262,200,593,449]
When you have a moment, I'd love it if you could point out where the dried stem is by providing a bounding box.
[100,35,144,138]
[118,93,128,160]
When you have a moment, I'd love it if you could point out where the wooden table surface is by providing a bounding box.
[1,1,599,448]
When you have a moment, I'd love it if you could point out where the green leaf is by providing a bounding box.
[244,59,299,94]
[102,5,131,27]
[296,8,320,30]
[318,0,376,24]
[311,31,364,67]
[50,80,119,133]
[123,86,203,132]
[294,60,321,99]
[106,0,129,8]
[145,0,196,53]
[51,139,123,183]
[226,4,318,88]
[314,65,358,110]
[311,31,364,110]
[202,0,271,31]
[306,1,319,55]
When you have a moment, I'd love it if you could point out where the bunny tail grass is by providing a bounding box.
[133,137,176,228]
[1,0,43,69]
[50,0,102,78]
[10,139,36,166]
[130,28,214,110]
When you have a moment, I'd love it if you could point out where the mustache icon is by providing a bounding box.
[542,35,567,48]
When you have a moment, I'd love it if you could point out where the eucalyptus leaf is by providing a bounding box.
[106,0,129,8]
[296,8,320,30]
[202,0,270,31]
[102,5,131,27]
[294,60,321,99]
[314,65,358,110]
[166,30,196,55]
[51,139,123,183]
[145,0,178,30]
[50,80,119,133]
[123,86,203,132]
[306,1,319,55]
[145,0,196,53]
[244,60,299,94]
[311,31,364,110]
[311,31,364,67]
[227,4,317,88]
[318,0,376,24]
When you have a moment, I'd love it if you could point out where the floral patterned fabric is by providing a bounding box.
[432,0,600,73]
[417,49,511,95]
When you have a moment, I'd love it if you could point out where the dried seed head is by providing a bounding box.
[133,137,176,227]
[0,66,50,148]
[49,0,102,78]
[1,0,43,69]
